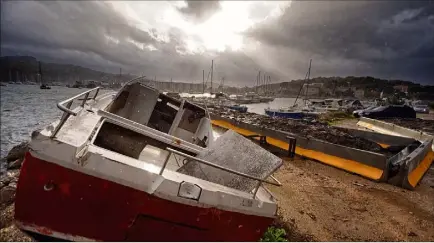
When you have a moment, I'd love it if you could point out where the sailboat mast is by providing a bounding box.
[258,71,261,93]
[210,60,213,93]
[293,59,312,107]
[263,73,266,95]
[305,59,312,105]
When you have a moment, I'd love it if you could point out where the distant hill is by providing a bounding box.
[1,55,433,100]
[0,56,134,84]
[258,76,434,100]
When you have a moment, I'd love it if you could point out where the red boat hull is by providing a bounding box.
[15,153,273,241]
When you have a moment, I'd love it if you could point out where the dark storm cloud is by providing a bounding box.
[1,1,158,67]
[2,1,433,85]
[177,1,221,23]
[247,1,434,84]
[0,0,267,84]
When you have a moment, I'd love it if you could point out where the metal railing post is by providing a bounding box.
[81,92,90,107]
[51,101,73,138]
[159,151,172,175]
[93,88,100,100]
[52,87,101,139]
[253,181,262,199]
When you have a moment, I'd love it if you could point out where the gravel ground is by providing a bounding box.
[268,157,434,241]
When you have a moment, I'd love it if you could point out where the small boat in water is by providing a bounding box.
[15,77,282,241]
[40,84,51,89]
[38,62,51,90]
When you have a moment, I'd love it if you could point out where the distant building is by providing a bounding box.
[393,85,408,93]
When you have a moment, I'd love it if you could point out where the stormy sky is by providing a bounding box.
[1,1,433,86]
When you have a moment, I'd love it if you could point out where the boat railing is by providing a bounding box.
[51,87,101,138]
[164,147,282,199]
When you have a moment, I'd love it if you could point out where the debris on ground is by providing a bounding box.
[210,108,392,156]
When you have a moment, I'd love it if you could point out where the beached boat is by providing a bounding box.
[228,104,248,113]
[264,106,306,119]
[14,77,282,241]
[264,103,320,119]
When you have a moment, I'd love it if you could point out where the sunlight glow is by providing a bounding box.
[114,1,290,53]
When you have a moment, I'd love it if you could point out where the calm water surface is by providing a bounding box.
[0,84,113,173]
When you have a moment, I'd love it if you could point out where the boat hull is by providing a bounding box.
[265,110,304,119]
[15,152,273,241]
[229,106,248,113]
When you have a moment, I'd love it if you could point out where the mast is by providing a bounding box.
[258,71,261,93]
[210,60,213,93]
[220,77,225,92]
[255,72,258,93]
[269,76,271,95]
[293,59,312,107]
[263,73,266,95]
[202,70,205,93]
[305,59,312,104]
[267,76,271,95]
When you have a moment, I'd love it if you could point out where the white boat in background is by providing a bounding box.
[14,77,282,241]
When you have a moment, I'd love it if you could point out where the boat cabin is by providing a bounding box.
[84,82,213,175]
[105,82,209,145]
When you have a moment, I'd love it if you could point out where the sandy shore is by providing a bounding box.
[269,157,434,241]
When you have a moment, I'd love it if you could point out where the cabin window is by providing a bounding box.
[178,103,205,133]
[148,94,181,133]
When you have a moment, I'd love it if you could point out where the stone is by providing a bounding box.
[408,231,418,237]
[0,186,16,205]
[7,159,22,170]
[6,142,29,162]
[307,212,317,221]
[0,176,12,186]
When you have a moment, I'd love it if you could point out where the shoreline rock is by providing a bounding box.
[1,142,30,241]
[6,141,29,163]
[1,142,28,213]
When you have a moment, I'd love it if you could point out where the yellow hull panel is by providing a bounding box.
[211,120,384,180]
[407,151,434,187]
